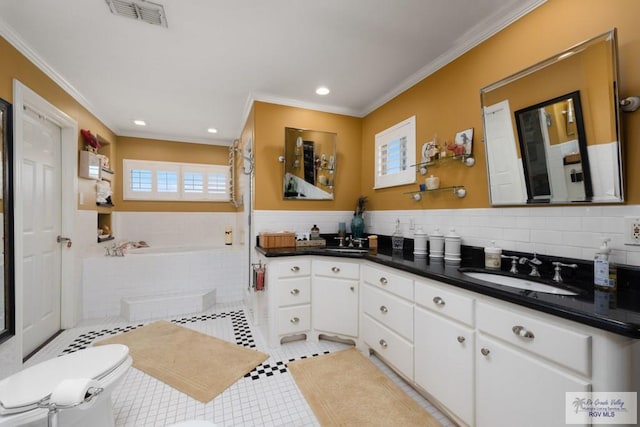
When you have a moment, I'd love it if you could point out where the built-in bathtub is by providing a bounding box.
[82,245,246,320]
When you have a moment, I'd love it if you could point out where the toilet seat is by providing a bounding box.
[0,344,129,415]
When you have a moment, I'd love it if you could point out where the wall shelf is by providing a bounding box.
[411,154,475,174]
[405,185,467,200]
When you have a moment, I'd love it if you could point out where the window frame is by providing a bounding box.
[123,159,229,201]
[374,115,416,189]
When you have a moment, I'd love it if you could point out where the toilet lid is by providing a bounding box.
[0,344,129,412]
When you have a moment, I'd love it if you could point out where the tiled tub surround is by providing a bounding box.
[82,246,245,320]
[254,205,640,266]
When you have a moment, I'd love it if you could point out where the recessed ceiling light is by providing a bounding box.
[316,86,330,96]
[207,128,218,134]
[134,120,146,126]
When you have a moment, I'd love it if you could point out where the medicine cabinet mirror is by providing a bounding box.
[481,29,623,205]
[0,97,15,344]
[283,127,337,200]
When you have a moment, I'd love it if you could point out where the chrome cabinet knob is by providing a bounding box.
[290,288,300,295]
[350,286,355,292]
[290,317,300,324]
[379,339,388,348]
[380,277,388,285]
[291,266,300,272]
[457,336,466,343]
[433,296,445,306]
[331,266,341,273]
[480,348,490,356]
[380,305,388,314]
[512,325,535,339]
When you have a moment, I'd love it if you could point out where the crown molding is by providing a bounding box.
[117,129,232,146]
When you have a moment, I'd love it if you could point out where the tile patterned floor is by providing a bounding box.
[27,302,455,427]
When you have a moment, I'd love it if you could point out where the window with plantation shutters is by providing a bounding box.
[374,116,416,189]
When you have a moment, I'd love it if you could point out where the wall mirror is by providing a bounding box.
[283,127,336,200]
[0,97,14,345]
[481,29,623,205]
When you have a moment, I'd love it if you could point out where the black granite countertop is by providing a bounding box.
[256,239,640,339]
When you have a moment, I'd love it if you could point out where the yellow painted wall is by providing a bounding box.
[253,101,362,211]
[114,136,236,212]
[0,37,116,213]
[360,0,640,210]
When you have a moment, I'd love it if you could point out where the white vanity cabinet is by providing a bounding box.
[414,278,475,426]
[312,258,360,338]
[475,300,592,427]
[266,257,312,347]
[361,265,414,379]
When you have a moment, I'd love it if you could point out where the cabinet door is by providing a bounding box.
[477,334,590,427]
[414,307,474,426]
[312,276,358,337]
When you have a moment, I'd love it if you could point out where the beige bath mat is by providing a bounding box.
[288,348,442,426]
[95,320,268,402]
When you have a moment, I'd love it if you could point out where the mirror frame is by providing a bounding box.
[283,127,337,200]
[0,97,14,345]
[514,91,593,203]
[481,29,623,206]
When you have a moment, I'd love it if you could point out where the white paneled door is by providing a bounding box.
[21,106,62,357]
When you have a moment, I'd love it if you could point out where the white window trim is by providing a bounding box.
[374,115,416,189]
[123,159,229,201]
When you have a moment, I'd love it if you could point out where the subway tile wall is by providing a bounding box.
[254,205,640,266]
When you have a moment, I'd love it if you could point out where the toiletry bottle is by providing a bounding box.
[594,238,617,309]
[310,224,320,240]
[225,226,233,245]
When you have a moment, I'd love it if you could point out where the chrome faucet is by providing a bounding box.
[552,261,578,283]
[501,255,519,274]
[519,253,542,277]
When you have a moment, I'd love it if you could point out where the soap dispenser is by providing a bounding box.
[484,240,502,269]
[392,219,404,251]
[594,238,617,308]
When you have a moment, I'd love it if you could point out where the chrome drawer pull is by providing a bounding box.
[433,296,445,306]
[379,339,388,348]
[457,336,466,343]
[512,325,535,339]
[380,277,388,285]
[379,305,388,314]
[480,348,490,356]
[291,266,300,272]
[290,317,300,324]
[331,266,341,273]
[290,288,300,295]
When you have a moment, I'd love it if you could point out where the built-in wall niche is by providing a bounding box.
[94,134,115,242]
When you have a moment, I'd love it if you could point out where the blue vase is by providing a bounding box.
[351,214,365,239]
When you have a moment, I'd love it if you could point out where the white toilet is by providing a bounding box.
[0,344,132,427]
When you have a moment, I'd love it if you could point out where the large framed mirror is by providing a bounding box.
[0,97,15,345]
[283,127,337,200]
[481,29,623,205]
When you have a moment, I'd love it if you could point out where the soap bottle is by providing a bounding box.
[594,238,618,309]
[310,224,320,240]
[391,219,404,251]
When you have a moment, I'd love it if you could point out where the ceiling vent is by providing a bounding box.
[106,0,168,28]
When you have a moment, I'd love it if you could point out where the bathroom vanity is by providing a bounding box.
[254,245,640,427]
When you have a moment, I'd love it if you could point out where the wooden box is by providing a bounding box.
[259,232,296,248]
[296,239,326,248]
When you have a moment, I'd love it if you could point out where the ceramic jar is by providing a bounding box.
[429,228,444,259]
[413,227,428,256]
[444,228,461,264]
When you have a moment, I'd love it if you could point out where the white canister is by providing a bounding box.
[429,228,444,258]
[484,240,502,269]
[413,227,428,255]
[444,228,461,263]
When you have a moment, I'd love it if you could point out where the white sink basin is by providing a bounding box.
[463,272,578,296]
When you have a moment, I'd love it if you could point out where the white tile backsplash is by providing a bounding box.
[254,205,640,266]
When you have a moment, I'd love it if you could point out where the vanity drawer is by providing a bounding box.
[277,305,311,335]
[313,259,359,280]
[276,277,311,307]
[362,284,413,342]
[362,314,414,379]
[477,302,592,377]
[362,265,413,301]
[276,258,311,278]
[415,278,474,327]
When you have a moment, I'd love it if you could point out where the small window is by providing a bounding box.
[123,159,229,201]
[374,116,416,189]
